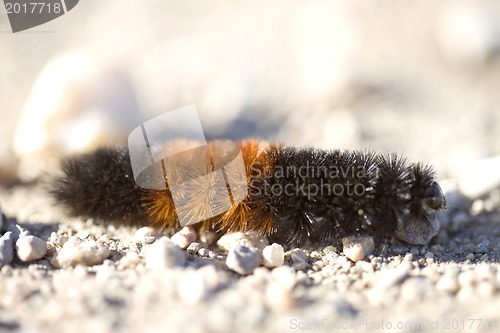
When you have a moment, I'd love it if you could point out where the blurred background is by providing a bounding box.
[2,0,500,183]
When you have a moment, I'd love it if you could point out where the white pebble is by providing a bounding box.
[262,243,285,268]
[118,252,142,269]
[0,232,14,268]
[291,249,307,270]
[52,236,111,268]
[133,227,161,245]
[171,226,197,249]
[458,270,476,287]
[436,275,459,293]
[226,244,261,275]
[217,231,268,252]
[15,235,47,262]
[186,242,201,254]
[270,266,297,290]
[178,271,210,305]
[342,235,375,262]
[145,237,186,270]
[198,248,210,257]
[264,282,295,312]
[476,282,496,298]
[177,266,221,305]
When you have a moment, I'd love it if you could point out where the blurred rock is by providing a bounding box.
[171,226,197,250]
[458,155,500,199]
[262,243,285,268]
[217,231,269,252]
[12,50,143,181]
[0,232,14,268]
[342,235,375,262]
[0,207,3,231]
[437,2,500,66]
[177,265,225,305]
[226,244,261,275]
[290,248,308,270]
[15,235,47,262]
[145,237,186,270]
[133,227,161,245]
[51,236,111,268]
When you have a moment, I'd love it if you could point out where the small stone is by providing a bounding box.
[198,248,210,257]
[52,236,111,268]
[177,271,210,305]
[186,242,201,254]
[457,286,475,302]
[217,231,268,252]
[49,232,68,247]
[390,244,409,255]
[376,263,411,289]
[309,251,321,259]
[475,239,490,253]
[436,275,459,293]
[342,235,375,262]
[134,227,161,245]
[291,249,307,270]
[466,253,475,261]
[119,252,142,269]
[424,252,434,259]
[410,247,420,256]
[323,246,338,254]
[15,235,47,262]
[357,261,374,273]
[262,244,285,268]
[400,277,432,301]
[226,245,261,275]
[171,226,197,249]
[458,270,475,287]
[392,255,402,265]
[0,232,14,268]
[476,282,495,298]
[264,282,295,312]
[477,264,494,280]
[452,212,470,231]
[270,265,296,290]
[470,200,484,215]
[145,237,186,270]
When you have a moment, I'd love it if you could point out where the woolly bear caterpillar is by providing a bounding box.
[51,139,446,247]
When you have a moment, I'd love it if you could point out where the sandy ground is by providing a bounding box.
[1,1,500,332]
[0,177,499,333]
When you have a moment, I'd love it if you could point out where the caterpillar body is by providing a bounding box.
[52,139,446,247]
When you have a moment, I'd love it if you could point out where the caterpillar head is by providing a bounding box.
[396,165,447,245]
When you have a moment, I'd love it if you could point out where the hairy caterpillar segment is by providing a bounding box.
[142,139,279,234]
[52,141,446,246]
[52,146,149,225]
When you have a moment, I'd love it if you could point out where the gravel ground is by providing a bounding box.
[0,178,499,333]
[2,1,500,333]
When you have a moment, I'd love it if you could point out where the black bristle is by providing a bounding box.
[51,146,148,226]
